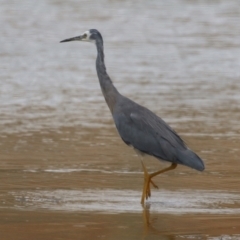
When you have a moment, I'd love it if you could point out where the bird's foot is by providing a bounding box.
[141,161,159,204]
[150,179,158,189]
[141,172,158,204]
[140,162,178,204]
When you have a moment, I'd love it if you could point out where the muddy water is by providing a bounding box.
[1,0,240,239]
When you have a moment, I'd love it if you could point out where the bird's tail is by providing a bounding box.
[176,148,205,171]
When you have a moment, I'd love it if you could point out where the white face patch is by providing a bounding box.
[81,30,94,43]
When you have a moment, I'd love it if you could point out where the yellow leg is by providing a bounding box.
[141,161,177,204]
[141,161,158,199]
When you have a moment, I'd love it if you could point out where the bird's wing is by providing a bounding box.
[113,104,204,171]
[113,107,186,161]
[131,111,185,148]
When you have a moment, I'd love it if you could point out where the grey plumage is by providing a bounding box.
[60,29,205,203]
[113,98,204,171]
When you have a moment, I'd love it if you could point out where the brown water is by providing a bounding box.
[1,0,240,239]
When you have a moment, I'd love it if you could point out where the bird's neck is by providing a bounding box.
[95,41,120,113]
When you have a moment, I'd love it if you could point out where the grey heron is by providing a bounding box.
[60,29,205,204]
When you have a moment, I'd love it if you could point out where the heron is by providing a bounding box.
[60,29,205,204]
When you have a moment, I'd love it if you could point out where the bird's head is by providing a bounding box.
[60,29,103,44]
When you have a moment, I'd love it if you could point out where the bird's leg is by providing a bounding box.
[141,160,158,199]
[141,160,151,200]
[141,162,177,204]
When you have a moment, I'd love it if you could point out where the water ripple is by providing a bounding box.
[11,189,240,214]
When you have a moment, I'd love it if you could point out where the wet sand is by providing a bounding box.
[0,126,240,239]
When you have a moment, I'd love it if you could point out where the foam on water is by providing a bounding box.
[11,189,240,214]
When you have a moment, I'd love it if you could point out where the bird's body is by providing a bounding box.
[60,29,205,204]
[113,97,204,171]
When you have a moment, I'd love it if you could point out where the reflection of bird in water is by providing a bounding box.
[60,29,205,204]
[142,207,183,239]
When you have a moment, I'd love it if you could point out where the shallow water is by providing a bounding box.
[10,189,240,214]
[1,0,240,239]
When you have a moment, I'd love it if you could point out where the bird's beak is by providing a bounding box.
[60,35,83,43]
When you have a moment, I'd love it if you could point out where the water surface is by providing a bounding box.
[0,0,240,239]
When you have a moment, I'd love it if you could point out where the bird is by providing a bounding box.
[60,29,205,204]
